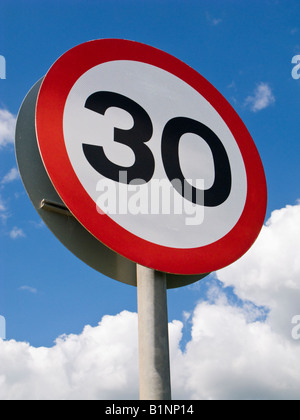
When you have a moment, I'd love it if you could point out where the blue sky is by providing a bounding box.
[1,0,300,400]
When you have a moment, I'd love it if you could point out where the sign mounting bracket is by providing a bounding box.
[40,199,73,217]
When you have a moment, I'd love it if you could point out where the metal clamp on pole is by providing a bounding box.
[137,264,172,400]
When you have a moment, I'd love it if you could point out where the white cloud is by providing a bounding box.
[0,311,139,400]
[245,82,275,112]
[0,195,6,213]
[1,167,20,185]
[0,194,9,223]
[216,202,300,339]
[211,18,222,26]
[171,295,300,400]
[9,226,25,239]
[0,202,300,400]
[206,13,222,26]
[18,286,38,294]
[0,109,16,149]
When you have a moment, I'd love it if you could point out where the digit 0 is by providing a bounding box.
[161,117,232,207]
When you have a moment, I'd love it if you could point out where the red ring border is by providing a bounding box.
[35,39,267,275]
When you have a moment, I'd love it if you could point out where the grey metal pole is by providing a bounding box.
[136,264,172,400]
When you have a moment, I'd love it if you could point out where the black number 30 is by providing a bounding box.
[82,91,232,207]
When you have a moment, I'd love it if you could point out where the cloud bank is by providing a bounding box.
[1,202,300,400]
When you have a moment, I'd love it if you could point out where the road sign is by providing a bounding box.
[16,78,205,288]
[35,39,267,275]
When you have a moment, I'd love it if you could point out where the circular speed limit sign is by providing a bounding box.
[36,39,267,275]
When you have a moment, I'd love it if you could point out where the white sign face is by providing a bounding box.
[63,60,247,249]
[36,39,267,275]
